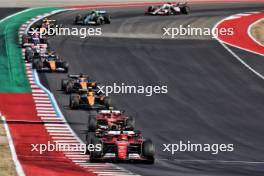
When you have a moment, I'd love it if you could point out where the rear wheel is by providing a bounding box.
[33,59,43,70]
[148,6,154,12]
[126,117,135,130]
[69,94,79,109]
[181,6,190,15]
[65,81,74,94]
[75,15,81,24]
[96,17,103,25]
[88,112,97,132]
[86,132,96,145]
[61,79,69,91]
[104,15,111,24]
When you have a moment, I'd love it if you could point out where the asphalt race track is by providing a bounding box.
[36,3,264,176]
[0,8,24,19]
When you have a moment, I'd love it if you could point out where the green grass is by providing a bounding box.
[0,7,60,93]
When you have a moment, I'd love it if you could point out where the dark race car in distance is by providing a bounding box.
[69,89,112,110]
[87,109,135,132]
[24,43,48,62]
[74,10,111,25]
[146,2,190,15]
[21,33,48,48]
[89,130,155,164]
[86,109,135,144]
[61,74,97,94]
[32,53,69,72]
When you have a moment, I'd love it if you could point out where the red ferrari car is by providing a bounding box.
[89,130,155,164]
[87,109,135,132]
[86,109,135,143]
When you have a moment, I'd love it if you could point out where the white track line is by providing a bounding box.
[213,16,264,81]
[213,12,264,57]
[248,17,264,47]
[36,107,54,110]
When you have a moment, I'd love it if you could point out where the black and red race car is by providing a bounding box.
[21,33,48,48]
[87,109,135,132]
[89,130,155,164]
[86,109,135,143]
[146,2,190,15]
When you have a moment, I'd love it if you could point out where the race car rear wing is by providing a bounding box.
[68,74,89,79]
[100,110,121,114]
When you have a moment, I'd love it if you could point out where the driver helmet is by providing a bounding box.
[44,18,50,24]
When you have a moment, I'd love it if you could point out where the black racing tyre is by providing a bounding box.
[65,81,74,94]
[88,113,97,132]
[62,61,69,73]
[33,59,43,70]
[36,60,43,70]
[96,17,103,25]
[104,15,111,24]
[148,6,154,12]
[22,34,29,46]
[142,139,155,159]
[90,138,103,162]
[103,97,112,108]
[61,79,69,91]
[126,116,135,130]
[86,132,96,145]
[25,49,34,62]
[75,15,81,24]
[181,6,190,15]
[69,93,79,109]
[32,59,38,69]
[89,110,97,116]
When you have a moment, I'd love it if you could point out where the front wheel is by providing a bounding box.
[142,139,155,164]
[62,61,69,73]
[69,94,79,109]
[90,139,103,162]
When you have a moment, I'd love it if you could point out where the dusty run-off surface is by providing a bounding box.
[0,122,17,176]
[251,18,264,46]
[0,0,164,7]
[1,0,263,7]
